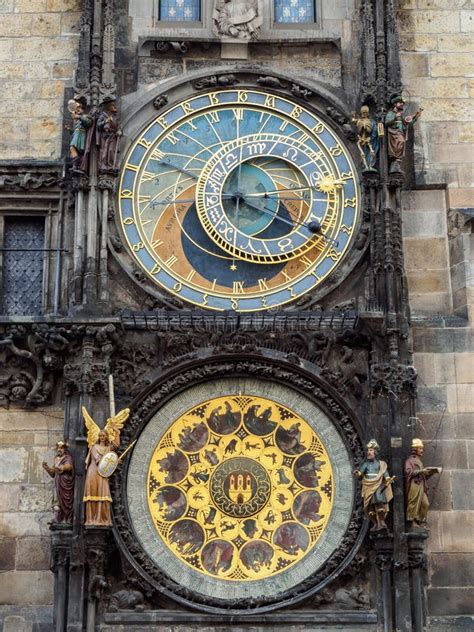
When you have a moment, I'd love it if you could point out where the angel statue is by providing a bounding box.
[82,406,130,526]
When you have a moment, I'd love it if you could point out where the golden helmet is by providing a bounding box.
[411,438,424,449]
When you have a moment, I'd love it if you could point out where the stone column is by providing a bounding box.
[51,526,73,632]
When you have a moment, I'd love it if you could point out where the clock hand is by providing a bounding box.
[245,183,341,198]
[152,159,200,181]
[240,196,339,245]
[151,194,234,208]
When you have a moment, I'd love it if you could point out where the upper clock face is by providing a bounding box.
[119,89,360,311]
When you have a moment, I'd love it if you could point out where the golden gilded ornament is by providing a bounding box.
[147,395,334,581]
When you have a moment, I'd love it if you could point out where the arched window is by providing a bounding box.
[159,0,200,22]
[275,0,316,24]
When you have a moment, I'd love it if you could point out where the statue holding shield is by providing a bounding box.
[82,406,130,526]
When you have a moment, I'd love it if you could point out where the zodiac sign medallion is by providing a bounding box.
[146,394,334,581]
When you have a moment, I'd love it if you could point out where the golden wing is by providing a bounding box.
[82,406,100,448]
[104,407,130,445]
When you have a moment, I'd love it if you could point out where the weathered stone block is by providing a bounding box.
[0,448,28,483]
[413,352,436,384]
[456,413,474,439]
[453,329,474,353]
[454,353,474,383]
[14,37,77,62]
[399,10,461,34]
[407,270,450,294]
[30,12,61,36]
[413,328,455,354]
[60,11,81,35]
[433,143,474,164]
[0,512,45,538]
[52,60,74,78]
[401,33,437,51]
[448,188,474,208]
[430,552,474,587]
[421,99,474,122]
[426,510,443,552]
[401,189,446,213]
[14,0,47,10]
[451,471,474,510]
[458,122,474,143]
[29,118,61,140]
[19,485,51,513]
[424,440,468,470]
[47,0,81,10]
[409,291,452,314]
[434,353,456,384]
[417,412,456,440]
[404,238,449,271]
[15,537,50,570]
[400,51,429,78]
[429,470,452,512]
[0,14,32,37]
[427,588,474,616]
[0,484,20,512]
[0,570,53,605]
[2,616,33,632]
[417,385,448,413]
[0,537,16,570]
[440,511,474,552]
[438,33,474,52]
[0,39,13,60]
[460,10,474,33]
[0,0,13,11]
[402,209,446,239]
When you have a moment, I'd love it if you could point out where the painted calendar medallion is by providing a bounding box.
[127,378,355,602]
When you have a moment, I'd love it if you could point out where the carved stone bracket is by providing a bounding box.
[370,362,417,398]
[193,74,239,90]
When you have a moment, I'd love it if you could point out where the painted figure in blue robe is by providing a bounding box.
[352,105,379,171]
[68,97,93,172]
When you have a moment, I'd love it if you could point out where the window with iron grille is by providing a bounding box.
[275,0,316,23]
[1,217,45,316]
[159,0,200,21]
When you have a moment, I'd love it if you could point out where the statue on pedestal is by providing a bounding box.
[68,97,93,173]
[96,97,121,174]
[352,105,379,171]
[82,406,130,526]
[354,439,394,532]
[405,438,442,528]
[42,441,75,524]
[385,95,423,173]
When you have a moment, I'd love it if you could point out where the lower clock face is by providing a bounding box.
[127,379,354,602]
[119,89,360,311]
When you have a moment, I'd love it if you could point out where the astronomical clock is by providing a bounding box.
[118,88,360,311]
[109,78,367,615]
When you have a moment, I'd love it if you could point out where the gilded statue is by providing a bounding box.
[405,438,442,528]
[385,95,423,172]
[82,406,130,526]
[352,105,379,171]
[213,0,262,40]
[42,440,75,524]
[354,439,394,532]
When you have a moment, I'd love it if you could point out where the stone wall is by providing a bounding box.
[399,0,474,618]
[0,408,63,609]
[0,0,81,161]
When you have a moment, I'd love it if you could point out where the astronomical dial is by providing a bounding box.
[118,89,360,311]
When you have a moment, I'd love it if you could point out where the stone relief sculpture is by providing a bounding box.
[42,440,75,524]
[213,0,262,40]
[354,439,394,532]
[385,95,422,172]
[404,438,442,528]
[352,105,379,171]
[83,406,130,526]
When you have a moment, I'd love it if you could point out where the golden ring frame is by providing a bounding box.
[147,394,334,581]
